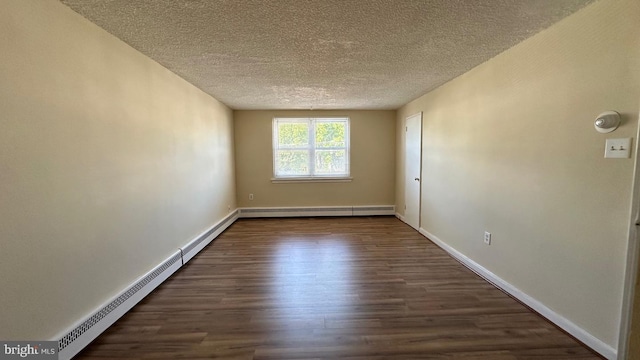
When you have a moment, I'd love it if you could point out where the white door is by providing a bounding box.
[404,112,422,230]
[619,115,640,359]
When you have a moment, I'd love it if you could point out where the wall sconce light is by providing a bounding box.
[594,111,621,133]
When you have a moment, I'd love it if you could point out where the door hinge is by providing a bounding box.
[406,126,408,132]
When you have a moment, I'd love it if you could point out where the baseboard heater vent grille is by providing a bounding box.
[239,206,395,218]
[58,252,182,351]
[182,210,238,256]
[241,207,349,214]
[355,206,394,211]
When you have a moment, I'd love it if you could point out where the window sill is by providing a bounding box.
[271,177,353,183]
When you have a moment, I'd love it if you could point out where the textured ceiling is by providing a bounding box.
[60,0,595,110]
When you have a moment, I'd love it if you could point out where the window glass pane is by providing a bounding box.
[275,150,310,176]
[315,121,346,148]
[273,117,349,178]
[278,122,309,148]
[315,150,346,175]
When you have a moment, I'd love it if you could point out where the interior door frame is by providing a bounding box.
[619,113,640,359]
[404,112,423,230]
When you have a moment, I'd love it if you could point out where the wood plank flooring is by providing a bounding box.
[77,217,602,359]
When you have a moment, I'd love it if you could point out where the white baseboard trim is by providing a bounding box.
[395,212,406,223]
[418,227,617,360]
[53,210,239,359]
[239,205,395,218]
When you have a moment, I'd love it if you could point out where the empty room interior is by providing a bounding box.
[2,0,640,359]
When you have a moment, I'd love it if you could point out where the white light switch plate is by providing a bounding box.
[605,138,632,158]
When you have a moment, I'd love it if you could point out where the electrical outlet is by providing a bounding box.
[249,193,254,201]
[484,231,491,245]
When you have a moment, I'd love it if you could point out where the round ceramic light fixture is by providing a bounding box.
[594,111,621,133]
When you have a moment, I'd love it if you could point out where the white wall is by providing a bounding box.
[396,0,640,351]
[0,1,236,340]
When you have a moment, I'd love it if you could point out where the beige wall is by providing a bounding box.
[235,110,395,207]
[0,1,236,340]
[396,0,639,350]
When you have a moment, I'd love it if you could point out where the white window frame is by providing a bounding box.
[272,117,351,182]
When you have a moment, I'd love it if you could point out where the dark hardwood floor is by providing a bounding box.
[77,217,602,359]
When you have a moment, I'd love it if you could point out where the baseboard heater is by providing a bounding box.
[56,252,183,360]
[238,205,395,218]
[54,206,388,359]
[181,209,239,264]
[55,209,239,360]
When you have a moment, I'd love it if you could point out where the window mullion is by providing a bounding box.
[309,118,315,176]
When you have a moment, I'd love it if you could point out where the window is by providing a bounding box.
[273,117,350,179]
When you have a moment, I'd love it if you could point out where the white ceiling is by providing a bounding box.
[60,0,595,110]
